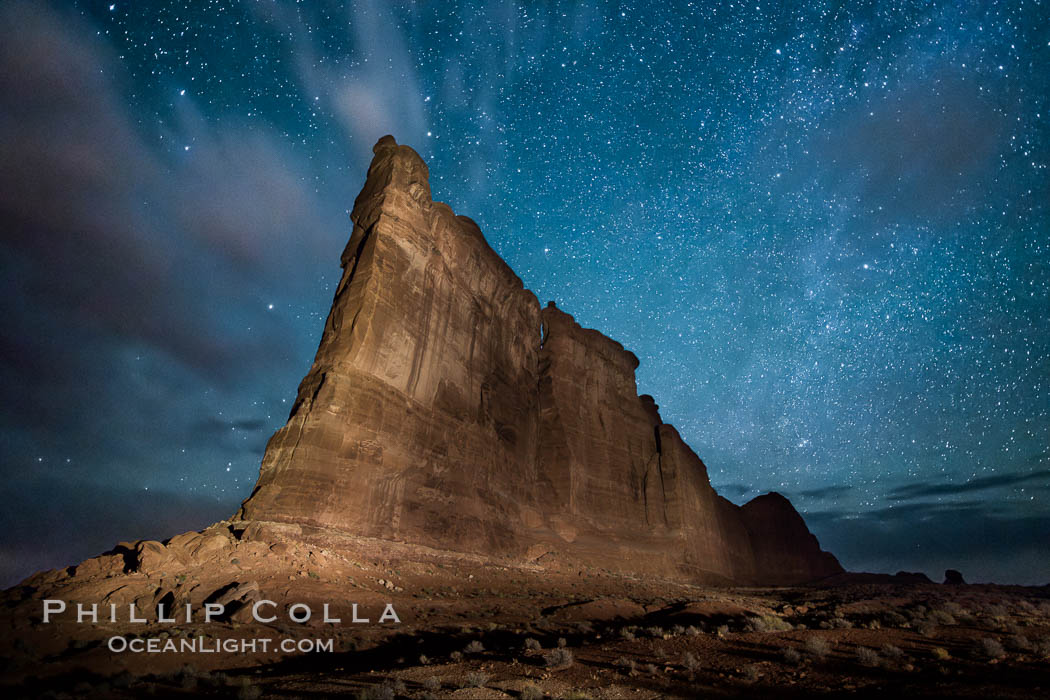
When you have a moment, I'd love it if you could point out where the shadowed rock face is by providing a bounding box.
[237,135,841,585]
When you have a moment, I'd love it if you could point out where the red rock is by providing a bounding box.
[236,136,841,585]
[72,554,123,579]
[135,540,176,573]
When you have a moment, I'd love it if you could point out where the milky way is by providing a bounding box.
[1,0,1047,585]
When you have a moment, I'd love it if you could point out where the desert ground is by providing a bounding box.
[2,523,1048,699]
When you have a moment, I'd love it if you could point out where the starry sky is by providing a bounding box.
[1,0,1047,587]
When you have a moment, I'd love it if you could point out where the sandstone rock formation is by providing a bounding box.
[236,135,841,585]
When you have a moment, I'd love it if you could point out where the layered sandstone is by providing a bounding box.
[236,135,841,585]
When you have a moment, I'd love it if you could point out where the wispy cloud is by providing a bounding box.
[0,1,343,385]
[805,501,1050,585]
[886,469,1050,501]
[796,484,853,499]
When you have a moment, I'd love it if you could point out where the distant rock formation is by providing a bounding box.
[944,569,966,585]
[236,135,841,585]
[895,571,934,583]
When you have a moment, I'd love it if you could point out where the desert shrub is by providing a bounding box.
[645,663,658,675]
[864,619,882,630]
[743,664,761,682]
[563,692,593,700]
[557,637,568,648]
[418,654,430,665]
[782,648,802,665]
[983,604,1009,629]
[615,656,636,674]
[930,610,957,625]
[654,646,667,660]
[671,624,686,636]
[520,685,544,700]
[1038,602,1050,616]
[449,650,463,662]
[748,615,793,633]
[716,624,729,638]
[461,672,489,688]
[685,625,702,636]
[805,636,831,660]
[111,672,135,689]
[619,627,636,641]
[543,647,574,669]
[360,679,404,699]
[178,665,204,691]
[236,684,262,700]
[1008,634,1031,651]
[576,621,594,634]
[917,622,938,638]
[979,637,1006,660]
[881,644,904,659]
[422,677,441,692]
[524,637,542,651]
[355,683,394,700]
[932,647,950,661]
[681,651,700,675]
[646,626,665,639]
[857,647,880,667]
[880,610,909,628]
[464,640,485,654]
[205,672,228,688]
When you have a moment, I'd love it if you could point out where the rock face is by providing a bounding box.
[237,136,840,585]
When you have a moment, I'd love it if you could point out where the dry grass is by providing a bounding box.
[805,636,831,660]
[857,647,880,667]
[461,671,489,688]
[543,647,574,669]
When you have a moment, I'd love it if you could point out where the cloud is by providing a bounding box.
[251,0,428,164]
[0,0,361,570]
[194,417,269,435]
[806,501,1050,585]
[0,0,442,586]
[886,469,1050,501]
[0,476,230,588]
[796,484,852,499]
[713,483,754,499]
[0,1,346,385]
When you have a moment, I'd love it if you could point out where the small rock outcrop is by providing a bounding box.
[236,135,841,585]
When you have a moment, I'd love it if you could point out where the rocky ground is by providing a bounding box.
[1,521,1048,698]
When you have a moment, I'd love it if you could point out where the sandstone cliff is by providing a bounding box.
[237,135,841,585]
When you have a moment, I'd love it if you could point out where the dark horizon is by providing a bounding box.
[1,0,1048,588]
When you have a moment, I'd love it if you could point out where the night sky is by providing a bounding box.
[1,0,1048,587]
